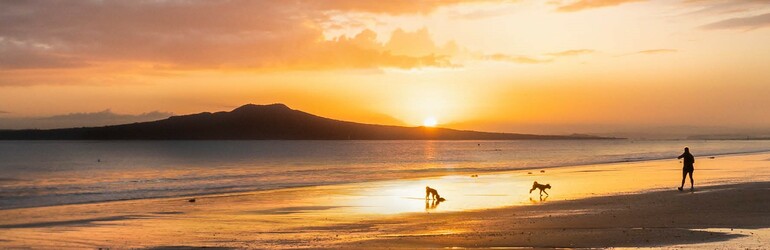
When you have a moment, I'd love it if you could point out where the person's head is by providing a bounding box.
[684,147,689,153]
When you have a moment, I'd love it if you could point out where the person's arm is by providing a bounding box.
[677,153,684,159]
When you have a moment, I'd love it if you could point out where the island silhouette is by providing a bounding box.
[0,103,616,140]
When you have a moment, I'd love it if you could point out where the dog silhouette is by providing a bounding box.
[529,181,551,196]
[426,186,446,201]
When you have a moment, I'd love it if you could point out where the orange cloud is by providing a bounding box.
[547,49,595,57]
[385,28,460,56]
[310,0,490,15]
[610,49,677,58]
[556,0,645,12]
[0,1,469,76]
[482,54,553,64]
[288,29,455,70]
[679,0,769,16]
[476,49,595,64]
[701,12,770,30]
[0,39,89,69]
[633,49,678,55]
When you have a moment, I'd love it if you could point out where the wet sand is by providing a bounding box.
[342,181,770,248]
[0,152,769,249]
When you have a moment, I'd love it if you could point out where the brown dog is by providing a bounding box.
[425,186,445,201]
[529,181,551,196]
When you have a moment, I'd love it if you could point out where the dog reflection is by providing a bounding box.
[425,198,444,210]
[529,195,548,204]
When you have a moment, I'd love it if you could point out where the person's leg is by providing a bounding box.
[689,171,694,189]
[679,169,687,190]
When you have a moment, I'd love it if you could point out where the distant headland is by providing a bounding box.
[0,104,619,140]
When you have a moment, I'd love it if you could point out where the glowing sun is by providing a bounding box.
[423,117,438,127]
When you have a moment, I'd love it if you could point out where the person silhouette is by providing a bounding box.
[677,147,695,191]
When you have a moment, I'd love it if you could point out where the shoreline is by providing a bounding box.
[1,151,769,248]
[3,148,769,211]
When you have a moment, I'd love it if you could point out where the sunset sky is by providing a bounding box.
[1,0,769,136]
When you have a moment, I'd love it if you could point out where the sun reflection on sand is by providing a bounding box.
[339,153,770,215]
[344,175,535,214]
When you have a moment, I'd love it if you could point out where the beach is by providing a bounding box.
[5,0,770,248]
[1,151,769,249]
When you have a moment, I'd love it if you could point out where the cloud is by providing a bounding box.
[0,1,474,75]
[482,54,553,64]
[384,28,460,56]
[701,12,770,30]
[556,0,646,12]
[633,49,678,55]
[610,49,676,58]
[477,49,595,64]
[448,5,518,20]
[310,0,498,15]
[285,28,456,70]
[0,38,89,69]
[0,110,174,130]
[679,0,770,16]
[547,49,595,57]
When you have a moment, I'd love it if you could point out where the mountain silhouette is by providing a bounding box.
[0,104,614,140]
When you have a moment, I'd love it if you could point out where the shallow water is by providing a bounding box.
[0,152,768,249]
[1,140,770,209]
[339,152,770,214]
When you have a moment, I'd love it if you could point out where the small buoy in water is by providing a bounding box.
[527,172,533,175]
[540,170,545,173]
[188,198,196,203]
[709,156,715,159]
[470,174,478,177]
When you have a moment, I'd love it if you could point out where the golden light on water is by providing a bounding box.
[344,175,533,214]
[337,156,758,215]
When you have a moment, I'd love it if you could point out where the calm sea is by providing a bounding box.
[1,140,769,209]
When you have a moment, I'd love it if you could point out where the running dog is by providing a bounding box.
[529,181,551,196]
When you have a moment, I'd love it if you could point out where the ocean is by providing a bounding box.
[1,140,769,210]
